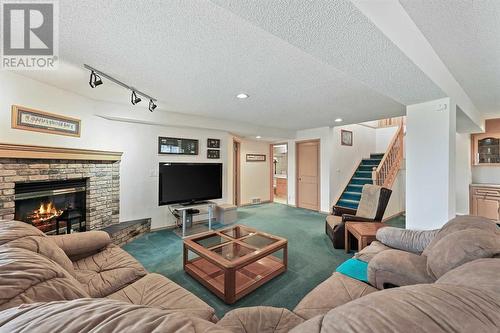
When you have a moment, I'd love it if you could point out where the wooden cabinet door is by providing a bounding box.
[473,196,500,221]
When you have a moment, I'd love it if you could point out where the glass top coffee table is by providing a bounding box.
[183,224,288,304]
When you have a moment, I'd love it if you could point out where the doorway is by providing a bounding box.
[270,143,288,205]
[296,140,320,211]
[233,139,241,206]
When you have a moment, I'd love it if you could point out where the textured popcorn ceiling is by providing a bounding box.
[401,0,500,116]
[20,0,452,131]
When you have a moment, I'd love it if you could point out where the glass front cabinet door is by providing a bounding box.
[473,134,500,165]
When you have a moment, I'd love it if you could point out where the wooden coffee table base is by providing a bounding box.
[345,222,387,253]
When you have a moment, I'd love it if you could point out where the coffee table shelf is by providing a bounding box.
[183,225,287,304]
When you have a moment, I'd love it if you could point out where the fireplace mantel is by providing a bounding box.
[0,143,122,161]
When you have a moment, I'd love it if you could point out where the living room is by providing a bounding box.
[0,1,499,332]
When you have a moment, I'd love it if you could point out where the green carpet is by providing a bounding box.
[124,203,404,318]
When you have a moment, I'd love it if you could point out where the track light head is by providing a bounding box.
[89,71,103,88]
[131,91,141,105]
[149,99,157,112]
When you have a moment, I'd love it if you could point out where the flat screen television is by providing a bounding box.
[159,162,222,205]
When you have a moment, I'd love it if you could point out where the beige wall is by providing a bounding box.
[239,139,271,205]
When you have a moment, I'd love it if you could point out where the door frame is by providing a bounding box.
[295,139,320,211]
[269,142,288,204]
[233,138,241,206]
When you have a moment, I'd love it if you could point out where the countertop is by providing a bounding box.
[470,183,500,188]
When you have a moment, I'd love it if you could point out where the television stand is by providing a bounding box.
[171,201,216,238]
[180,200,208,207]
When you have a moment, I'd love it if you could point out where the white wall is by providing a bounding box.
[406,98,456,230]
[330,124,376,205]
[375,126,398,153]
[456,133,471,215]
[0,71,238,230]
[239,139,271,205]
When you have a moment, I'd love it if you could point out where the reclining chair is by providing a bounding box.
[325,184,392,249]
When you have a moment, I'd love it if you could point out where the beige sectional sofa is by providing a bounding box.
[0,216,499,332]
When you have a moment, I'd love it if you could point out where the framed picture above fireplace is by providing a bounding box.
[11,105,81,137]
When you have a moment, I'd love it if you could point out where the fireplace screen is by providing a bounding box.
[14,179,87,234]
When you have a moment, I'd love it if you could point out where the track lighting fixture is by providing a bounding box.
[88,71,103,88]
[84,64,158,112]
[149,99,157,112]
[131,91,142,105]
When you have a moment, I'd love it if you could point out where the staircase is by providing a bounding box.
[336,153,384,210]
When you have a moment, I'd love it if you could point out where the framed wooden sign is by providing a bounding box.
[158,137,198,155]
[246,154,266,162]
[207,149,220,159]
[11,105,81,137]
[341,130,353,146]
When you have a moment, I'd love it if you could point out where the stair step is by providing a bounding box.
[370,153,385,159]
[354,171,372,179]
[337,199,359,210]
[358,165,375,172]
[350,177,373,185]
[346,184,363,193]
[362,159,382,166]
[341,191,362,201]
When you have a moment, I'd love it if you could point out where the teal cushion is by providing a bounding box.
[335,258,368,282]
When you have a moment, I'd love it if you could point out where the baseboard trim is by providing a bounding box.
[239,200,272,207]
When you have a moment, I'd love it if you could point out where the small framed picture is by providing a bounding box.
[246,154,266,162]
[341,130,353,146]
[207,138,220,148]
[207,149,220,159]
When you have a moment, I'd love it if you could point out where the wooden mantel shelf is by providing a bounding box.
[0,143,122,161]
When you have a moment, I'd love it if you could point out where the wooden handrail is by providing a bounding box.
[372,125,404,188]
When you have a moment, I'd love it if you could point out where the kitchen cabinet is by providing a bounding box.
[470,185,500,221]
[275,177,287,197]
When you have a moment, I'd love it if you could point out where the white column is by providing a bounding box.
[406,98,456,230]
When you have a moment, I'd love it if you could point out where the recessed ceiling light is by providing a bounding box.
[334,118,343,122]
[256,136,262,139]
[236,93,249,99]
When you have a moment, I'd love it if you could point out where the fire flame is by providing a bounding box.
[31,201,64,222]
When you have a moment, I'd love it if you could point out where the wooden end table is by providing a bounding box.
[345,222,387,253]
[183,225,287,304]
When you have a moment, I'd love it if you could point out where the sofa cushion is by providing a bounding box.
[0,246,89,311]
[218,306,304,333]
[290,283,500,333]
[356,184,381,219]
[423,215,498,256]
[368,249,434,289]
[426,229,500,278]
[354,240,391,262]
[0,298,225,333]
[0,221,75,275]
[49,231,111,261]
[73,244,147,297]
[376,227,438,254]
[293,272,377,320]
[106,273,216,322]
[325,215,342,229]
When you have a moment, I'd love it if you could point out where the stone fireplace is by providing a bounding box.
[0,143,122,232]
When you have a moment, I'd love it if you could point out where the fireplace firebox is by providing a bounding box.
[14,179,87,234]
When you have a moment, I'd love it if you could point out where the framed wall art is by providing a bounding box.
[341,130,353,146]
[246,154,266,162]
[11,105,81,137]
[207,138,220,148]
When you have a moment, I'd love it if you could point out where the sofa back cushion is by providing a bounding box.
[0,221,75,275]
[356,185,381,219]
[436,258,500,296]
[426,229,500,278]
[422,215,498,256]
[0,246,89,311]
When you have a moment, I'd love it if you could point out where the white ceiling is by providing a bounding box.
[18,0,456,133]
[400,0,500,117]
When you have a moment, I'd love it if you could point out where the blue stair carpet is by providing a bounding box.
[336,153,384,210]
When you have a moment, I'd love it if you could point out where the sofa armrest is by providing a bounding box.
[332,206,356,216]
[376,227,439,254]
[50,231,111,260]
[342,215,375,223]
[218,306,304,333]
[368,249,434,289]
